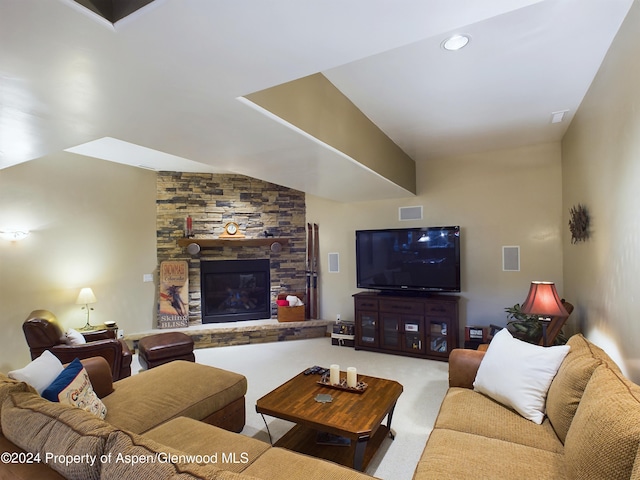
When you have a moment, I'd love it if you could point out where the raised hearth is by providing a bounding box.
[125,319,334,351]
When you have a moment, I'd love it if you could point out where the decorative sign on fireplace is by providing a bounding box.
[200,259,271,323]
[158,260,189,328]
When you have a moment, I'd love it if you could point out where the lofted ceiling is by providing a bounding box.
[0,0,634,202]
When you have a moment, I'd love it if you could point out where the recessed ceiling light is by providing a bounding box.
[442,34,470,51]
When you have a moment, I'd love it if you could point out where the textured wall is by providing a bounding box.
[561,0,640,381]
[0,154,158,373]
[156,172,306,325]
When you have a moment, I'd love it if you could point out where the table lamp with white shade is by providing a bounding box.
[76,287,97,331]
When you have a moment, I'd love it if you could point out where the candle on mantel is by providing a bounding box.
[347,367,357,388]
[330,364,340,385]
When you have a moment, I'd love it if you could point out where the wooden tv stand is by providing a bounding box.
[353,292,459,361]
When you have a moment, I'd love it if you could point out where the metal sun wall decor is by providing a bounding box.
[569,204,590,244]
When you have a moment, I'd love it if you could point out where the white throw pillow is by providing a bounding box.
[64,328,86,345]
[473,328,570,424]
[8,350,64,395]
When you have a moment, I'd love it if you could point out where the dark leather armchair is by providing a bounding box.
[22,309,132,381]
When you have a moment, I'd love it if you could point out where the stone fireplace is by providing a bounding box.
[156,172,307,326]
[200,259,271,323]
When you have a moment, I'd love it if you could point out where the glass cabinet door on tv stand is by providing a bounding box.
[358,312,379,348]
[379,314,426,354]
[380,314,401,351]
[354,295,379,348]
[402,317,426,354]
[353,292,459,361]
[428,320,449,355]
[424,300,458,359]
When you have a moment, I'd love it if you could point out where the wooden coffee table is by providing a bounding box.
[255,370,403,471]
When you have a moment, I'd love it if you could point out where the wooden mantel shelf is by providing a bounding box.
[178,237,290,248]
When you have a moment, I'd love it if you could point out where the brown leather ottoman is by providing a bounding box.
[138,332,195,369]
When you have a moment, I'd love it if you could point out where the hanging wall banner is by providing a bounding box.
[158,260,189,328]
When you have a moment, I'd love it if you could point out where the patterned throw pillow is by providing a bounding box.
[42,358,107,419]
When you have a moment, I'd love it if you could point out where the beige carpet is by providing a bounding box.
[131,337,449,479]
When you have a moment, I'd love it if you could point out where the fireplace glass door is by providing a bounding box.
[200,259,271,323]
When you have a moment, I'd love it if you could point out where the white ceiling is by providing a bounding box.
[0,0,634,202]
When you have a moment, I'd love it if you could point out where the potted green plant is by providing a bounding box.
[505,303,543,344]
[505,303,569,345]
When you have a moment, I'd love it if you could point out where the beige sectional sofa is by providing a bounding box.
[0,356,375,480]
[4,333,639,480]
[415,334,640,480]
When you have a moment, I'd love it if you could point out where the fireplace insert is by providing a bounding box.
[200,259,271,323]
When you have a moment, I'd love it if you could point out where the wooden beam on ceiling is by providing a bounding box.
[72,0,156,23]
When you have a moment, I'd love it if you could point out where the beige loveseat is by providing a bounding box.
[414,334,640,480]
[0,356,375,480]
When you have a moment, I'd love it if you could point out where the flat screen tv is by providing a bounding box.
[355,226,461,293]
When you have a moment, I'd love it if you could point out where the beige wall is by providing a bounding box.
[0,153,157,373]
[307,142,564,340]
[246,73,416,194]
[561,0,640,381]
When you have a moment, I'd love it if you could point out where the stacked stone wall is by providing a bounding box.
[156,172,306,325]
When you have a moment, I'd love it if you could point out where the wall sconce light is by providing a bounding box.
[76,287,98,331]
[0,230,30,241]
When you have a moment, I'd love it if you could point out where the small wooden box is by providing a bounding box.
[278,305,305,322]
[277,292,306,322]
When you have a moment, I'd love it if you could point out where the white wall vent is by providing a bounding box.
[399,206,423,221]
[502,246,520,271]
[328,252,340,273]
